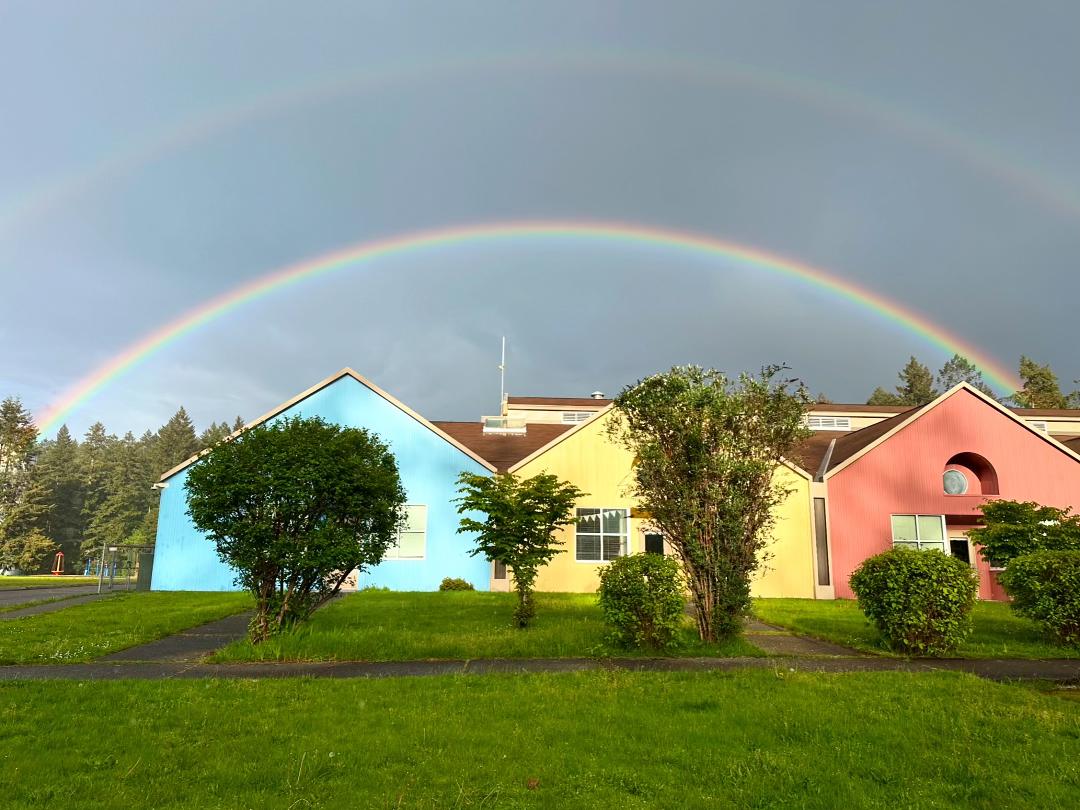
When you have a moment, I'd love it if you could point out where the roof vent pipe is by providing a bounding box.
[590,391,605,399]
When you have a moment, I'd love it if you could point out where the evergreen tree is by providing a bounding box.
[867,387,901,406]
[78,423,116,557]
[896,356,938,405]
[154,408,199,475]
[34,425,85,569]
[232,416,246,433]
[0,397,45,571]
[936,354,997,399]
[85,432,155,549]
[1012,356,1068,409]
[0,471,52,572]
[199,421,232,448]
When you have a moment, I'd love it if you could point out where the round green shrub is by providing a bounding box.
[849,548,978,656]
[438,577,475,592]
[597,553,685,650]
[999,551,1080,646]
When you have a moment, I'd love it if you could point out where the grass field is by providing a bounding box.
[213,590,762,663]
[0,591,251,664]
[0,575,101,589]
[754,598,1080,659]
[0,670,1078,808]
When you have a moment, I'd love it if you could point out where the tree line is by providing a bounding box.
[859,354,1080,409]
[0,399,241,573]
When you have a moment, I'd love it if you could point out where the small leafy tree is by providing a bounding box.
[455,472,584,627]
[969,500,1080,568]
[999,551,1080,646]
[609,365,810,642]
[186,416,406,643]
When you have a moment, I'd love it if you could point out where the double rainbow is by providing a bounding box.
[34,220,1021,434]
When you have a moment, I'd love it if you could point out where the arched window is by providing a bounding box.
[943,452,999,496]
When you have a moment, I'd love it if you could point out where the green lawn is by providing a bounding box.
[0,671,1078,808]
[754,598,1080,659]
[0,591,251,664]
[0,575,101,589]
[213,590,761,663]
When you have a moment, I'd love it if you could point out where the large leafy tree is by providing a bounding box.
[936,354,997,399]
[455,472,584,627]
[609,365,810,641]
[186,416,407,642]
[969,500,1080,568]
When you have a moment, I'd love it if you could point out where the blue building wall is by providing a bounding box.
[151,374,492,592]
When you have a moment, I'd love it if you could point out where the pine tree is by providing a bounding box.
[896,357,938,405]
[85,432,155,550]
[34,425,85,568]
[866,387,901,406]
[232,416,246,433]
[154,408,199,475]
[1012,356,1068,409]
[936,354,997,399]
[199,421,232,449]
[78,423,116,557]
[0,397,44,571]
[0,472,52,572]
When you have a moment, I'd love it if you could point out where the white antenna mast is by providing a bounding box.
[498,336,506,412]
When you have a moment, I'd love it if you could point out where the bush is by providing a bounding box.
[438,577,475,591]
[849,548,978,656]
[597,553,685,650]
[999,551,1080,646]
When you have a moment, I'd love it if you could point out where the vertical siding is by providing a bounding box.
[151,375,491,592]
[518,411,816,597]
[827,389,1080,599]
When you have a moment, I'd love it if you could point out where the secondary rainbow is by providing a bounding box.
[34,220,1022,434]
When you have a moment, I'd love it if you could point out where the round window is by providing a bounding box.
[943,469,969,495]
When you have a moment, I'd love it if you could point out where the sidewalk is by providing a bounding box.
[0,611,1077,682]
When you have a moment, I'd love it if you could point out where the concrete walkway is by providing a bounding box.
[100,613,252,662]
[0,593,111,620]
[744,619,867,657]
[0,584,116,608]
[1,654,1078,683]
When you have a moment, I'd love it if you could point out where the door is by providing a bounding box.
[948,530,972,565]
[644,533,664,555]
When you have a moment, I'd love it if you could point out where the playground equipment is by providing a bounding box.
[51,550,65,575]
[90,545,155,593]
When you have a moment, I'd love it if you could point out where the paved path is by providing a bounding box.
[0,654,1077,682]
[100,613,252,662]
[744,619,866,657]
[0,584,104,608]
[0,593,111,620]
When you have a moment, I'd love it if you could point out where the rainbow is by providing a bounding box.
[34,220,1022,434]
[5,50,1080,242]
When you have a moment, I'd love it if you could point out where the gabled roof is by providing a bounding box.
[431,421,573,472]
[507,404,813,480]
[821,383,1080,480]
[160,368,497,481]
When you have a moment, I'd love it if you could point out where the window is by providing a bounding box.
[576,508,628,561]
[1028,420,1049,433]
[384,504,426,559]
[807,416,851,431]
[562,411,592,424]
[943,469,969,495]
[891,514,946,552]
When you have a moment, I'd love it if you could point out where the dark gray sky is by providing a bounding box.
[3,2,1078,438]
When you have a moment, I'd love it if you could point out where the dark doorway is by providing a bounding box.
[493,560,507,579]
[644,533,664,555]
[949,539,971,564]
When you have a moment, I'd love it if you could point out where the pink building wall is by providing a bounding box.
[827,389,1080,600]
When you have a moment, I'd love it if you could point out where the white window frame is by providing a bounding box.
[806,415,851,431]
[384,504,427,560]
[575,507,629,563]
[890,514,948,553]
[562,411,593,424]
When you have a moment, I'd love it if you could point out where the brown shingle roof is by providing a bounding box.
[808,403,908,414]
[1062,436,1080,453]
[507,396,610,407]
[430,422,574,472]
[789,431,846,478]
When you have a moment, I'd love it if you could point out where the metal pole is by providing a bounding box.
[96,544,106,594]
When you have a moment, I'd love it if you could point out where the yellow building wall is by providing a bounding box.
[515,410,817,598]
